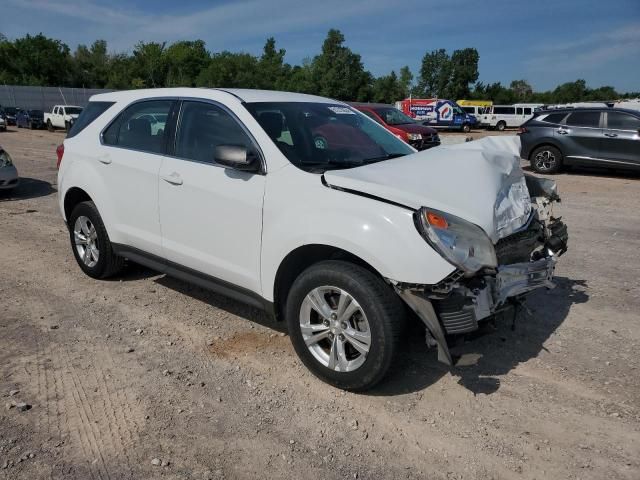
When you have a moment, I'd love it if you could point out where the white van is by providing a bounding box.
[460,105,487,117]
[481,103,543,130]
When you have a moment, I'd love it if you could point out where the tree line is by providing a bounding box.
[0,30,637,104]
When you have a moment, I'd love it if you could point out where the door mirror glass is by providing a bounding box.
[214,145,259,172]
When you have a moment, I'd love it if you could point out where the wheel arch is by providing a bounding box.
[64,187,93,222]
[272,244,385,321]
[528,141,564,161]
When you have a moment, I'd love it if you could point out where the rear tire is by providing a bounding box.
[496,121,506,131]
[530,145,563,174]
[68,201,124,279]
[285,260,405,391]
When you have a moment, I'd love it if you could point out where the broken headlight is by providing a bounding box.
[415,207,497,274]
[0,150,13,168]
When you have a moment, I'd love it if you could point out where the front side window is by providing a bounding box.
[607,112,640,131]
[175,101,254,164]
[103,100,173,154]
[566,111,600,128]
[245,102,414,172]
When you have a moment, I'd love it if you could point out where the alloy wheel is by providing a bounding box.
[534,150,556,171]
[299,286,371,372]
[73,215,100,268]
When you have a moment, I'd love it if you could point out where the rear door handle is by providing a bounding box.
[161,172,183,185]
[604,132,618,138]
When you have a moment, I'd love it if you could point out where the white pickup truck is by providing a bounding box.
[45,105,83,132]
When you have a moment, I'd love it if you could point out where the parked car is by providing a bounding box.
[0,115,6,132]
[45,105,83,131]
[16,109,45,129]
[395,98,477,133]
[2,107,19,126]
[519,108,640,173]
[0,146,19,191]
[57,88,568,391]
[350,103,440,150]
[480,104,542,131]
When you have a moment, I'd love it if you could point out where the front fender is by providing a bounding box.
[260,167,455,302]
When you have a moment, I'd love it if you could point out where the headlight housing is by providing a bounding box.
[415,207,497,274]
[0,150,13,168]
[406,133,422,141]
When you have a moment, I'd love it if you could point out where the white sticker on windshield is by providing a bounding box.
[328,106,355,115]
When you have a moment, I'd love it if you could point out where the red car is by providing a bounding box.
[350,103,440,150]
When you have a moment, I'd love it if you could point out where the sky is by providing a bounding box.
[2,0,640,92]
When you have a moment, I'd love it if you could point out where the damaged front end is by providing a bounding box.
[396,175,568,366]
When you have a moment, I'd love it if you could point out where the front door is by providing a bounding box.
[158,100,266,293]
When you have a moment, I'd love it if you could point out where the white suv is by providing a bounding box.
[57,88,568,390]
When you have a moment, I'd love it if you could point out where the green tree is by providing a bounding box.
[509,79,533,101]
[372,71,401,103]
[196,51,259,88]
[398,66,413,99]
[416,48,451,97]
[165,40,209,87]
[551,79,587,103]
[72,40,109,88]
[448,48,479,99]
[132,41,167,88]
[257,37,289,90]
[309,29,372,101]
[2,33,71,85]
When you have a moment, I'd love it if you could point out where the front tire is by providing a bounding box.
[462,123,471,133]
[286,260,405,391]
[530,145,563,174]
[68,201,124,279]
[47,120,54,132]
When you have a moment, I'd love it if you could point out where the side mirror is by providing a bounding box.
[214,145,260,172]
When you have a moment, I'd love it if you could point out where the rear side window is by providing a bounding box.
[103,100,173,154]
[175,101,254,164]
[516,107,523,115]
[607,112,640,131]
[566,111,600,128]
[541,112,567,124]
[67,101,114,138]
[524,108,532,115]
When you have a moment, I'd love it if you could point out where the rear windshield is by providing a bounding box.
[66,101,114,139]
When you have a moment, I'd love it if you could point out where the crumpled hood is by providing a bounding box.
[323,136,531,243]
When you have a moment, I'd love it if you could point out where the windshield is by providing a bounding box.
[245,102,414,172]
[373,107,415,126]
[29,110,44,117]
[5,108,17,115]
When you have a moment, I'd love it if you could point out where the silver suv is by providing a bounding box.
[519,108,640,174]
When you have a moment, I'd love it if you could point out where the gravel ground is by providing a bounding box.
[1,127,639,480]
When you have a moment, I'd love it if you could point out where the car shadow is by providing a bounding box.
[0,177,56,202]
[368,276,588,396]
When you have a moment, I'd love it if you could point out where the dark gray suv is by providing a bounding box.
[519,108,640,173]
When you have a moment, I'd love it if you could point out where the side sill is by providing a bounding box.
[112,244,275,317]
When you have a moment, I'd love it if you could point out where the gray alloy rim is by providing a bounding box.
[73,215,99,268]
[299,286,371,372]
[534,150,556,171]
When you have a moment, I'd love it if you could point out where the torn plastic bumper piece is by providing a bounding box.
[396,289,454,366]
[494,256,557,306]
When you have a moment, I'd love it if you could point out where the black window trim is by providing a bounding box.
[166,97,266,175]
[604,111,640,132]
[564,110,603,129]
[99,97,179,156]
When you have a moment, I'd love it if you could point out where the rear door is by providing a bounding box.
[99,99,175,255]
[158,100,266,293]
[557,111,603,164]
[599,111,640,167]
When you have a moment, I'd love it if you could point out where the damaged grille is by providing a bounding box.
[495,222,544,264]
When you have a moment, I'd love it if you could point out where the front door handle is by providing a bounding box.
[556,129,569,135]
[604,132,618,138]
[161,172,183,185]
[97,156,112,164]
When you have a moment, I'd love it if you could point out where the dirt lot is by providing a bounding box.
[1,127,639,480]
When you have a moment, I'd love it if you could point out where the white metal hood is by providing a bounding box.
[323,136,531,243]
